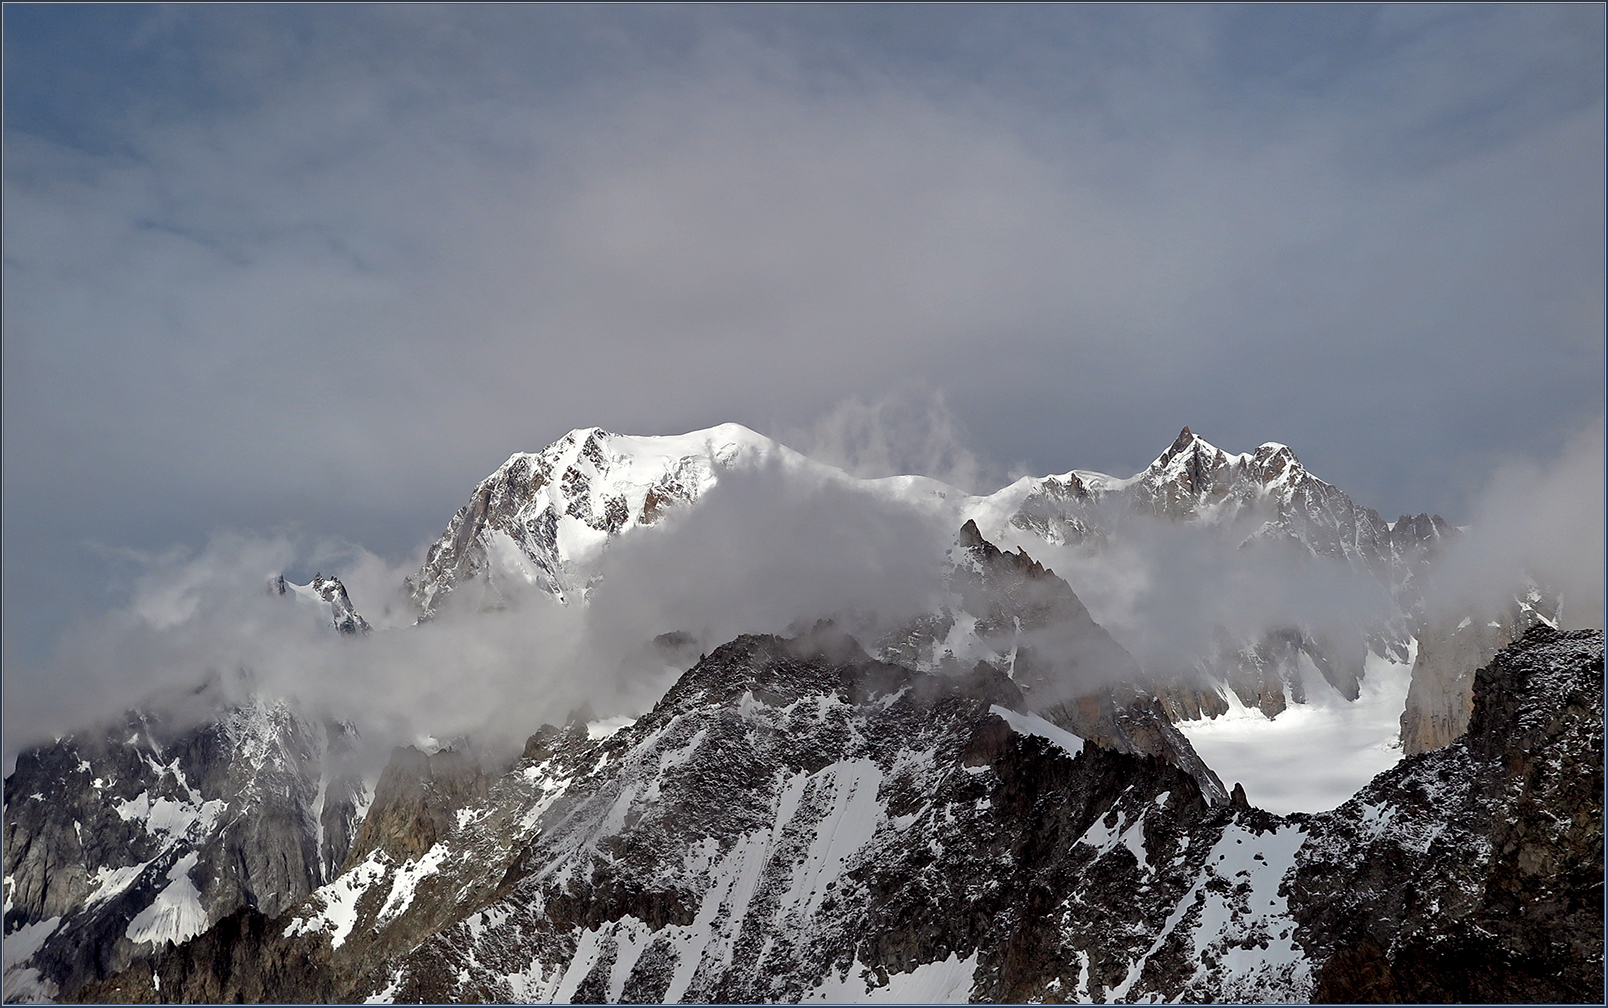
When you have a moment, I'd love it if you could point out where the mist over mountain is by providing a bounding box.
[4,6,1601,1004]
[5,419,1603,1005]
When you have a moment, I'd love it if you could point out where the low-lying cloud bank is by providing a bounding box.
[5,458,963,768]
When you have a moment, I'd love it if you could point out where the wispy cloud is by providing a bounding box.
[1430,418,1606,627]
[780,383,992,493]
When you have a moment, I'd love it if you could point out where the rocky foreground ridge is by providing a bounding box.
[41,624,1603,1005]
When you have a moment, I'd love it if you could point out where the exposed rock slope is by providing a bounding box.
[3,682,364,1003]
[876,520,1228,805]
[1398,584,1560,754]
[65,626,1603,1005]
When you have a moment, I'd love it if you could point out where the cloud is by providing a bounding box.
[3,457,964,767]
[1010,514,1397,680]
[8,413,1598,781]
[1429,418,1606,628]
[779,383,992,493]
[3,530,590,768]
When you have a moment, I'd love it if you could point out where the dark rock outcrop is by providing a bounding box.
[1292,625,1603,1004]
[343,745,487,868]
[1399,586,1561,754]
[881,521,1230,805]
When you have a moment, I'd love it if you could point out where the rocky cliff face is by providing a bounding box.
[876,520,1229,805]
[15,423,1589,1005]
[1001,427,1445,582]
[63,626,1602,1005]
[3,682,365,1003]
[64,629,1269,1004]
[343,745,487,869]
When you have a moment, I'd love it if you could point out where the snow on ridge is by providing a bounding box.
[485,422,981,525]
[283,579,325,606]
[3,915,62,1004]
[285,852,392,949]
[374,845,449,926]
[449,423,1347,576]
[112,791,224,840]
[586,716,637,741]
[83,862,154,907]
[1067,468,1140,493]
[988,705,1084,757]
[590,424,975,515]
[450,422,1341,577]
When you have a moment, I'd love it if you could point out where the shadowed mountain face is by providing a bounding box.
[875,519,1229,806]
[1398,585,1561,754]
[51,626,1603,1006]
[1292,625,1604,1004]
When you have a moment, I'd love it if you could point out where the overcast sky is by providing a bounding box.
[4,4,1604,721]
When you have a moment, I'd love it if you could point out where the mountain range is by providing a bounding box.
[4,424,1598,1004]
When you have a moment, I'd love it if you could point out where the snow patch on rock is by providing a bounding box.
[802,950,979,1003]
[125,853,207,947]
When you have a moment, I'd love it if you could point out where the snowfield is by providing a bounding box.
[1178,646,1415,813]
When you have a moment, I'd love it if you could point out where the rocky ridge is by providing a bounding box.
[996,427,1468,720]
[1005,427,1442,573]
[1291,625,1603,1003]
[1398,583,1560,754]
[61,626,1604,1005]
[6,423,1583,1004]
[268,573,371,636]
[875,520,1229,805]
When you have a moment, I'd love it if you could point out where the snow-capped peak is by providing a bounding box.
[406,423,960,618]
[1130,426,1327,513]
[1146,425,1247,479]
[1249,441,1303,487]
[404,420,1416,634]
